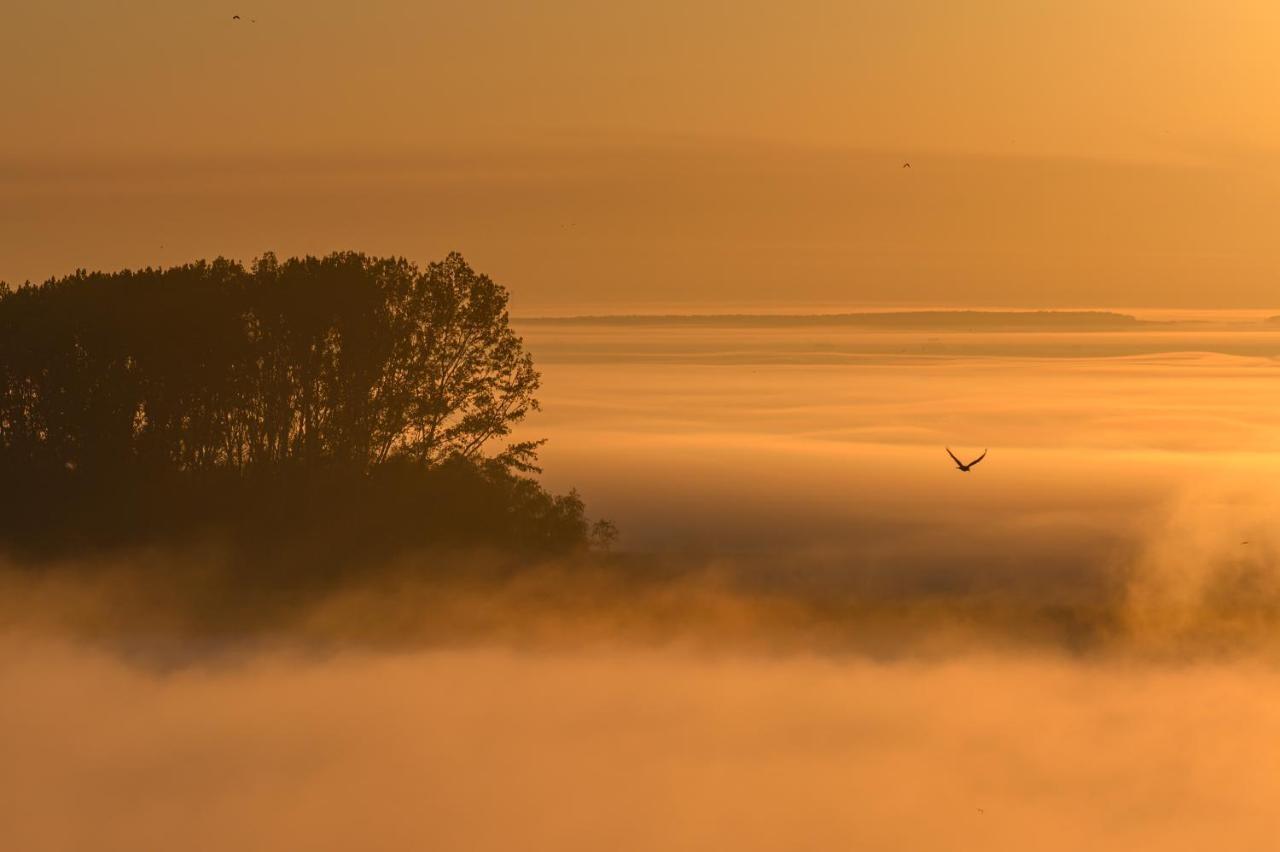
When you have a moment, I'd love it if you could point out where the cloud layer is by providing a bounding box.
[6,322,1280,850]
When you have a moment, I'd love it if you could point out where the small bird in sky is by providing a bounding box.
[902,162,911,168]
[233,14,240,19]
[947,448,987,472]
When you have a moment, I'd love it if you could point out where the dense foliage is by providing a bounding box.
[0,252,601,557]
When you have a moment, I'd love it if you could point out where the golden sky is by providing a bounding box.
[4,0,1280,307]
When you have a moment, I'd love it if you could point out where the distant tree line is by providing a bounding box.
[522,310,1144,330]
[0,252,608,558]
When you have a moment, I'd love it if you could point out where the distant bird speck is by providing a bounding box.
[232,14,240,20]
[947,448,987,472]
[902,162,911,169]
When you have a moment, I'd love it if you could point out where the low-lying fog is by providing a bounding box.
[8,645,1280,851]
[7,317,1280,850]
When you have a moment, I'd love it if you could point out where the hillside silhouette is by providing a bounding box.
[0,252,609,567]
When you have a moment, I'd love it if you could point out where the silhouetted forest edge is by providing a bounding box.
[0,252,614,568]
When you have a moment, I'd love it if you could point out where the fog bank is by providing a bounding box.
[4,642,1280,852]
[7,319,1280,850]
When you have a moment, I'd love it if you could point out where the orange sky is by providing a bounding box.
[4,0,1280,307]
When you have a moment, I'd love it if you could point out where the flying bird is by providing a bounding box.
[946,447,987,472]
[902,162,911,168]
[233,14,240,19]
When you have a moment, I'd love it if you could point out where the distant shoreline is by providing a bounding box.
[517,310,1158,330]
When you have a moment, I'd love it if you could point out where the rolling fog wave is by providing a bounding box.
[7,323,1280,658]
[7,322,1280,850]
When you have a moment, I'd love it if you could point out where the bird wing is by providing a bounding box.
[946,448,964,468]
[967,449,988,467]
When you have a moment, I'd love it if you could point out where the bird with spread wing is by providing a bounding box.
[946,448,987,472]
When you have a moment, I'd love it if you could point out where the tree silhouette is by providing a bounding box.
[0,251,540,476]
[0,252,594,558]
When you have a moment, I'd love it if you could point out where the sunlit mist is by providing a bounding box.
[8,2,1280,847]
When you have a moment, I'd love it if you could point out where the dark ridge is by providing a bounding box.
[519,310,1147,330]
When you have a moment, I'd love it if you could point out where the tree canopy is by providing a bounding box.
[0,251,541,477]
[0,252,600,557]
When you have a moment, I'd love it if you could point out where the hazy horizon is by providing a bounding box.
[9,142,1280,310]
